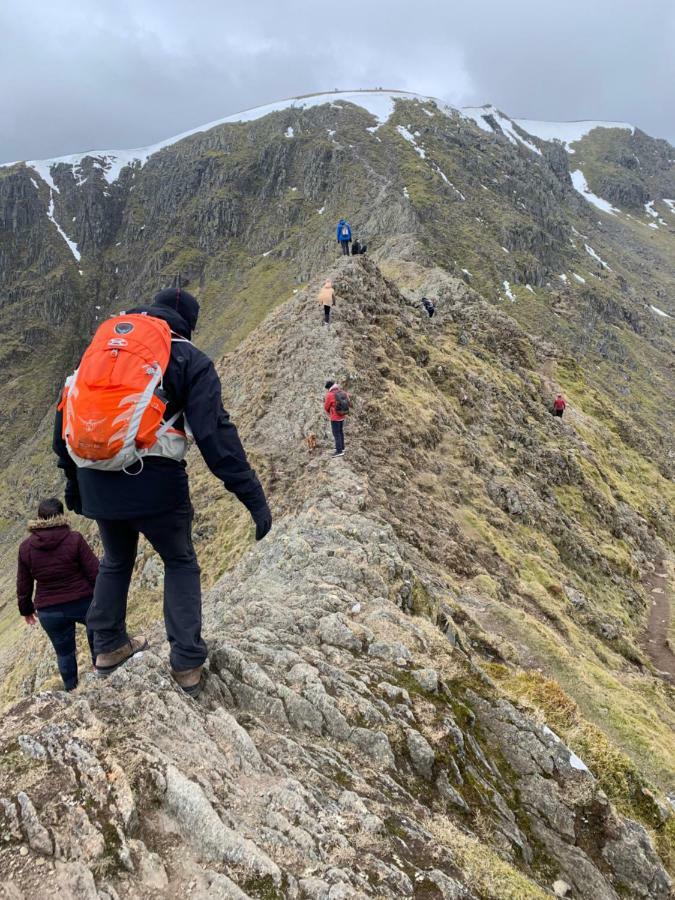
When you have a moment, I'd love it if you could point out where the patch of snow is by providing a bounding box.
[501,246,510,253]
[317,206,325,215]
[648,222,659,229]
[559,274,567,282]
[422,108,434,117]
[571,170,618,215]
[572,273,586,284]
[503,280,515,301]
[327,129,336,137]
[663,199,675,214]
[285,126,294,138]
[29,160,60,192]
[403,186,410,199]
[262,250,272,257]
[396,126,426,158]
[541,725,591,774]
[514,118,634,153]
[525,284,535,293]
[649,304,672,319]
[569,752,591,773]
[432,164,465,199]
[46,190,80,261]
[30,177,39,190]
[584,243,611,270]
[462,105,541,154]
[95,305,101,310]
[645,200,658,218]
[461,268,472,277]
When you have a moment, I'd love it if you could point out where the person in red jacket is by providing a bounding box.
[552,394,567,418]
[324,380,350,457]
[17,497,99,691]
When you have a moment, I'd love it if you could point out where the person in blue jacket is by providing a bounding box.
[336,219,352,255]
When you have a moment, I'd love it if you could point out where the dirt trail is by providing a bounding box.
[641,560,675,683]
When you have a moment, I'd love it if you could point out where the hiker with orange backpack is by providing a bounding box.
[324,380,350,457]
[53,286,271,696]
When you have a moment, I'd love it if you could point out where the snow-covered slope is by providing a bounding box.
[0,89,640,192]
[2,90,450,186]
[513,117,634,152]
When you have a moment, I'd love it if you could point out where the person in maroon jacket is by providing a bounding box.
[552,394,567,418]
[17,498,99,691]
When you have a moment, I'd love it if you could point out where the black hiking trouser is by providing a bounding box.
[37,597,94,691]
[87,501,206,671]
[340,239,350,255]
[331,419,345,453]
[553,408,564,418]
[323,304,331,324]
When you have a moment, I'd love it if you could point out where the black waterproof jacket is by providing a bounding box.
[53,305,268,521]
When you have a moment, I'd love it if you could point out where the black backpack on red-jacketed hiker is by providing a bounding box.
[334,390,351,415]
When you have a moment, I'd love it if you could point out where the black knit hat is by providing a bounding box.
[152,286,200,332]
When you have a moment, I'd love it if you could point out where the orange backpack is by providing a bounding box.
[61,313,188,472]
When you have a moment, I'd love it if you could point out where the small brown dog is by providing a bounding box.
[305,433,318,452]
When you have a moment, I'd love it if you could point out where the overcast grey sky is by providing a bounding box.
[2,0,674,162]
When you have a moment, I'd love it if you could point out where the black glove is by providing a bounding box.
[64,478,82,515]
[251,503,272,541]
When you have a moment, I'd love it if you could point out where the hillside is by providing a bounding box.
[0,90,674,897]
[0,258,673,899]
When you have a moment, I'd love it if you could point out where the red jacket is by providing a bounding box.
[553,396,566,411]
[324,385,349,422]
[17,520,99,616]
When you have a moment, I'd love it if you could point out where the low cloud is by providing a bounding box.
[2,0,673,162]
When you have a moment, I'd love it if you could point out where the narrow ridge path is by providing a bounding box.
[641,559,675,683]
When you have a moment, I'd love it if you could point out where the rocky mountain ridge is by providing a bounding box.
[0,90,674,898]
[0,259,673,899]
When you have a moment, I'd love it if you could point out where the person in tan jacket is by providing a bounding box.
[317,280,336,326]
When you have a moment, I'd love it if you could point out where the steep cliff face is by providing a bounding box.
[0,92,674,897]
[0,260,673,899]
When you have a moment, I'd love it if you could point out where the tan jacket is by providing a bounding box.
[317,281,335,306]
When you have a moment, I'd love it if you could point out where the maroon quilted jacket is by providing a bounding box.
[16,517,99,616]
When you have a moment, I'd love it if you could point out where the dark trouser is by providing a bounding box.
[331,419,345,453]
[553,408,564,417]
[88,501,206,671]
[340,240,350,255]
[323,304,331,324]
[37,597,94,691]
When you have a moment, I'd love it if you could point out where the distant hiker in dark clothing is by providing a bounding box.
[53,286,272,697]
[337,219,352,255]
[351,240,361,256]
[324,380,350,457]
[17,498,98,692]
[318,279,335,325]
[421,297,436,318]
[552,394,566,418]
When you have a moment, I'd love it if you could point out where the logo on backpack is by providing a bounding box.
[341,225,349,237]
[60,314,188,473]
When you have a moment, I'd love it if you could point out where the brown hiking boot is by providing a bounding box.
[171,665,204,697]
[95,636,148,677]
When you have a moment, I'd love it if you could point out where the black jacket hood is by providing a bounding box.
[126,305,193,339]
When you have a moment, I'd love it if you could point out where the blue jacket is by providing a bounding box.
[337,220,351,242]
